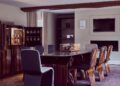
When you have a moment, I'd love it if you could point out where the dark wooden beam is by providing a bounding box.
[21,1,120,12]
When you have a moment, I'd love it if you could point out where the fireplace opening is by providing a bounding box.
[90,40,118,51]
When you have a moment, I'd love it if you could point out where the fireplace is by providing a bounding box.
[90,40,118,51]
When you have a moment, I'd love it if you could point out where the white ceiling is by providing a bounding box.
[0,0,117,8]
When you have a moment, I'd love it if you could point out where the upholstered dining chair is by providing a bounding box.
[85,44,98,51]
[77,48,98,86]
[21,45,44,55]
[21,49,54,86]
[96,46,107,81]
[104,45,113,76]
[34,45,44,55]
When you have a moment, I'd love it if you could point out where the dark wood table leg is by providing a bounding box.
[54,64,68,86]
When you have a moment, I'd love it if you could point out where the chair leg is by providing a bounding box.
[73,69,77,84]
[105,63,110,76]
[68,72,75,86]
[87,68,95,86]
[70,68,77,84]
[108,64,110,72]
[96,65,104,81]
[81,70,86,79]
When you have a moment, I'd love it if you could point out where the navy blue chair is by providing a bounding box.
[21,49,54,86]
[34,45,44,55]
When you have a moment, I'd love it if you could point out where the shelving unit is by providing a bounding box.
[25,27,42,46]
[0,24,42,79]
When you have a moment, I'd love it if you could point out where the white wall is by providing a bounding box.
[75,7,120,64]
[37,11,56,53]
[0,3,27,26]
[47,12,56,45]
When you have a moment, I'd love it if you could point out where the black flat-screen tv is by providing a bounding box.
[93,18,115,32]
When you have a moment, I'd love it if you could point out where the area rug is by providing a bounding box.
[0,65,120,86]
[76,65,120,86]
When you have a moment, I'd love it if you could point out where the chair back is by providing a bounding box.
[48,44,56,53]
[34,45,44,55]
[90,48,98,68]
[21,49,42,74]
[106,45,113,62]
[85,44,98,51]
[21,45,44,55]
[21,46,35,50]
[98,46,107,65]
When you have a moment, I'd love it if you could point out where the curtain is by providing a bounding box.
[27,11,37,27]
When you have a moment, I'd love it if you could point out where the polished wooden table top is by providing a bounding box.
[42,49,91,57]
[41,49,91,65]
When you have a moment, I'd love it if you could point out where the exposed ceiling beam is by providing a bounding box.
[21,1,120,12]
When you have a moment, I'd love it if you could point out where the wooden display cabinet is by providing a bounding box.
[0,23,23,79]
[0,25,42,79]
[10,26,24,74]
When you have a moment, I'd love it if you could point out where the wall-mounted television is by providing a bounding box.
[93,18,115,32]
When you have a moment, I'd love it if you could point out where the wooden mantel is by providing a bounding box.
[21,1,120,12]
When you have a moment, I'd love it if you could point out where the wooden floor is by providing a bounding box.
[0,74,23,86]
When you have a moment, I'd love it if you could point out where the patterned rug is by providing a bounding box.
[0,65,120,86]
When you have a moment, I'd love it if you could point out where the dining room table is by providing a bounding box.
[41,49,91,86]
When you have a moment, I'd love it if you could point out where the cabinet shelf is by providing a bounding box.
[25,27,42,46]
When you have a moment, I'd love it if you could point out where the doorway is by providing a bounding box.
[55,13,74,51]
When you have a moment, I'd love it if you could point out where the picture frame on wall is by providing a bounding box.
[11,27,24,45]
[80,20,86,29]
